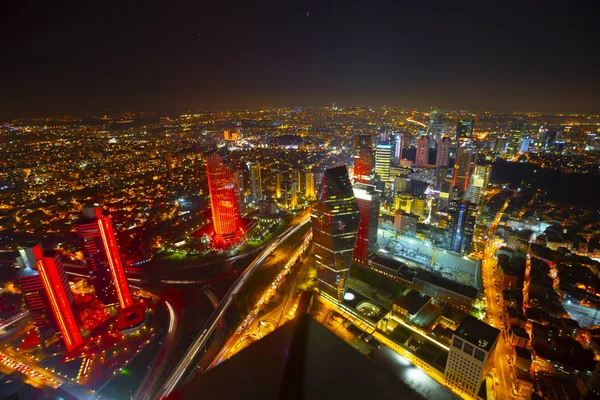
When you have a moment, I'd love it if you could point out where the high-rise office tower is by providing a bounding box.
[445,316,499,396]
[16,245,56,345]
[353,135,375,184]
[436,135,451,167]
[375,142,392,182]
[519,137,531,153]
[305,171,315,199]
[248,162,262,203]
[275,171,282,198]
[453,143,474,192]
[393,133,403,165]
[282,180,298,209]
[415,135,429,168]
[16,244,83,351]
[456,119,474,140]
[312,166,360,302]
[207,151,243,248]
[75,206,133,309]
[507,121,524,155]
[352,183,381,266]
[295,170,302,193]
[233,169,245,213]
[464,164,491,207]
[446,200,478,254]
[427,108,444,146]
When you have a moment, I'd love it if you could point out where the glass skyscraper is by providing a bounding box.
[312,166,360,301]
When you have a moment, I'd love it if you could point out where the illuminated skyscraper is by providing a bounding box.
[275,171,282,198]
[207,151,243,248]
[248,162,262,203]
[393,133,403,165]
[352,183,381,266]
[465,164,491,207]
[506,121,524,155]
[75,206,133,309]
[375,142,392,182]
[456,119,474,140]
[353,135,375,184]
[294,169,302,193]
[312,166,360,302]
[436,135,451,167]
[453,143,474,192]
[233,169,245,213]
[445,316,499,396]
[16,244,83,351]
[427,108,444,146]
[305,171,315,199]
[282,180,298,209]
[415,135,429,168]
[446,200,478,254]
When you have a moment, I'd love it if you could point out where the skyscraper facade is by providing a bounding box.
[445,316,499,396]
[393,133,403,166]
[435,135,451,167]
[305,171,315,199]
[375,142,392,182]
[75,206,133,309]
[16,245,55,343]
[312,166,360,302]
[353,135,375,184]
[415,135,429,168]
[248,162,262,203]
[352,183,381,266]
[233,169,245,213]
[275,171,282,198]
[427,108,444,146]
[446,200,478,254]
[16,244,83,351]
[506,121,524,155]
[456,119,474,140]
[207,151,243,248]
[453,143,474,192]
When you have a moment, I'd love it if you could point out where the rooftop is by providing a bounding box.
[415,270,479,300]
[455,316,500,352]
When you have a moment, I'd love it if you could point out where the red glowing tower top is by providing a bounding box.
[207,150,243,248]
[75,206,133,309]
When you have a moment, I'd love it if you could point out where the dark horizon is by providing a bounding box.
[2,0,600,120]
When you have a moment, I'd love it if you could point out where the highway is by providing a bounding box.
[157,212,312,398]
[209,233,312,367]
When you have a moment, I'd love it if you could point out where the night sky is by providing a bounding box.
[1,0,599,119]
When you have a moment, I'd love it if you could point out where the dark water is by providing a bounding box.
[490,160,600,209]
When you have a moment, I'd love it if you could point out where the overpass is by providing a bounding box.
[155,215,311,399]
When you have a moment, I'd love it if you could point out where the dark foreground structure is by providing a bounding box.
[169,314,425,400]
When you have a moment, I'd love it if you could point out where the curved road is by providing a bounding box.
[157,213,311,399]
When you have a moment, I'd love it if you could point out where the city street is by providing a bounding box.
[480,198,522,400]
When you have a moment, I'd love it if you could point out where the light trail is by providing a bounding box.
[407,115,427,128]
[158,216,311,398]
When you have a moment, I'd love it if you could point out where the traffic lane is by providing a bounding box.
[371,346,459,400]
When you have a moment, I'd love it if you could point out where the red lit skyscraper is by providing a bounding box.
[353,135,375,184]
[16,244,83,351]
[415,135,429,168]
[207,151,243,248]
[75,206,133,309]
[352,183,381,265]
